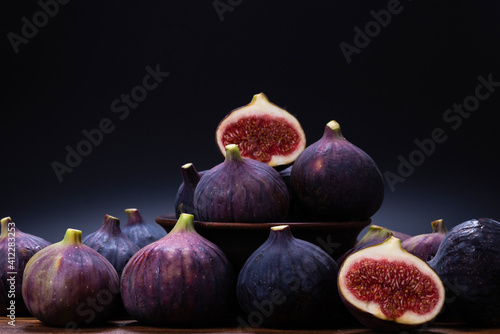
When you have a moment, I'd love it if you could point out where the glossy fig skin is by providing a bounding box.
[22,229,120,327]
[174,163,204,219]
[122,208,166,249]
[0,217,51,315]
[290,121,384,221]
[402,219,448,262]
[429,218,500,327]
[120,213,235,326]
[83,214,140,278]
[237,225,339,328]
[194,144,289,223]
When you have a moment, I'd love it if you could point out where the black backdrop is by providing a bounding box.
[2,1,500,243]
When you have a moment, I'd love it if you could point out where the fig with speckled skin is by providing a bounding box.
[22,228,119,327]
[290,120,384,221]
[122,208,166,249]
[429,218,500,327]
[0,217,51,315]
[237,225,340,328]
[194,144,289,223]
[120,213,235,326]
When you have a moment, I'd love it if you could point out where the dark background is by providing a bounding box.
[2,1,500,244]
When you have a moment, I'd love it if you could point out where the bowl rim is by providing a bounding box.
[155,214,371,230]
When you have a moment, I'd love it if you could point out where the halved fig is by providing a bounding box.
[216,93,306,167]
[338,236,445,331]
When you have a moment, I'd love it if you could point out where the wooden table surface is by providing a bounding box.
[2,317,499,334]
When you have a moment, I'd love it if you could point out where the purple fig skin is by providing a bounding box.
[174,163,204,219]
[194,144,290,223]
[402,219,448,262]
[237,225,340,328]
[0,217,51,315]
[122,208,167,249]
[290,121,384,222]
[83,214,140,278]
[22,228,120,327]
[120,213,235,326]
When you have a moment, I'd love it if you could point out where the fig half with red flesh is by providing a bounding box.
[338,236,445,331]
[216,93,306,167]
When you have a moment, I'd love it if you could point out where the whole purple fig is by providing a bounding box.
[0,217,51,315]
[337,224,393,265]
[290,120,384,221]
[122,208,166,249]
[22,228,120,327]
[194,144,289,223]
[120,213,235,326]
[83,214,140,277]
[402,219,448,261]
[174,163,203,219]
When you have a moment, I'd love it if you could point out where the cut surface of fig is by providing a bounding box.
[216,93,306,166]
[338,236,444,330]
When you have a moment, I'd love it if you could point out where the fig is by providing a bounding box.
[122,208,166,249]
[0,217,51,315]
[120,213,235,326]
[83,214,140,277]
[290,120,385,221]
[174,163,203,219]
[237,225,340,328]
[216,93,306,167]
[338,236,445,331]
[371,224,412,242]
[336,224,393,265]
[194,144,289,223]
[402,219,448,261]
[22,228,120,327]
[428,218,500,327]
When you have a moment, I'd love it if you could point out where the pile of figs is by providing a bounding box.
[3,93,500,331]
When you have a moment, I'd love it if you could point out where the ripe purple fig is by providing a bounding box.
[338,236,445,331]
[120,213,235,326]
[337,224,393,265]
[402,219,448,261]
[122,208,166,249]
[290,120,384,221]
[194,144,289,223]
[83,214,140,277]
[237,225,340,328]
[22,228,120,327]
[0,217,51,315]
[174,163,203,219]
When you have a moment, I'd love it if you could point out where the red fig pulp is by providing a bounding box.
[216,93,306,167]
[338,236,445,331]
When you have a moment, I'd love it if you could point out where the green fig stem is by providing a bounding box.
[431,219,448,234]
[250,92,269,106]
[170,213,196,234]
[125,208,144,226]
[0,217,12,238]
[325,120,345,140]
[61,228,83,245]
[102,214,122,236]
[225,144,243,162]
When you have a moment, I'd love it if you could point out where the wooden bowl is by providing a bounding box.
[155,214,370,272]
